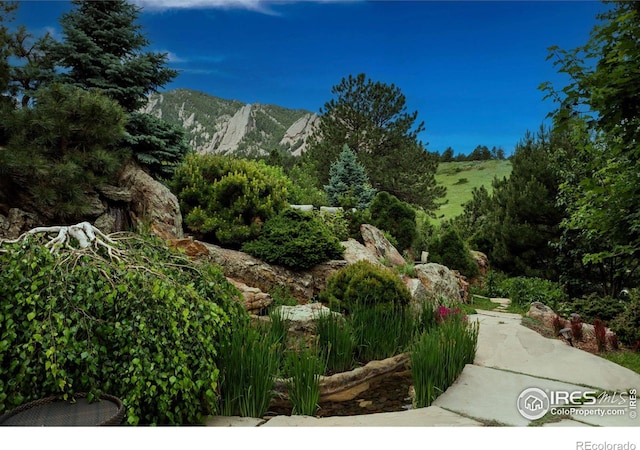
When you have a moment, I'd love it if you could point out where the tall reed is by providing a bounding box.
[216,316,281,418]
[285,344,325,416]
[350,302,417,363]
[316,311,355,373]
[411,313,479,408]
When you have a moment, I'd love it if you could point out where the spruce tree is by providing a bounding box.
[324,144,376,210]
[46,0,177,112]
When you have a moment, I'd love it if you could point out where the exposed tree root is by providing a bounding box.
[1,222,122,260]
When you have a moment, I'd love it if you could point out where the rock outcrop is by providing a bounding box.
[142,89,317,157]
[279,113,319,156]
[360,224,405,267]
[414,263,465,307]
[204,242,347,302]
[118,162,183,240]
[0,208,39,239]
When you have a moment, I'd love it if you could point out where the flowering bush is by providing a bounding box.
[436,305,466,323]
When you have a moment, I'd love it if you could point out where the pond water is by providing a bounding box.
[265,370,414,418]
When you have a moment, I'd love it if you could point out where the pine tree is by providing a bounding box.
[324,144,376,210]
[46,0,177,112]
[306,73,444,210]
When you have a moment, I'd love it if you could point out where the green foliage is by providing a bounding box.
[172,154,291,247]
[45,0,177,112]
[123,112,191,179]
[542,1,640,296]
[215,314,280,418]
[315,313,355,374]
[286,160,329,206]
[558,294,626,325]
[350,303,416,362]
[496,276,567,310]
[0,83,127,221]
[369,191,417,252]
[428,225,479,279]
[316,208,350,242]
[610,290,640,349]
[284,344,324,416]
[321,260,412,314]
[458,129,564,279]
[411,312,478,407]
[241,208,344,270]
[0,234,245,425]
[324,144,376,210]
[305,73,444,210]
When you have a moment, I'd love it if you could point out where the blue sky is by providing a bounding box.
[15,0,608,156]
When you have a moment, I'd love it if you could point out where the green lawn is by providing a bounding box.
[601,350,640,375]
[434,160,512,222]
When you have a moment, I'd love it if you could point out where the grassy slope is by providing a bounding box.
[434,160,512,222]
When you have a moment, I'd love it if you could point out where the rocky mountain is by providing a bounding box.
[141,88,319,157]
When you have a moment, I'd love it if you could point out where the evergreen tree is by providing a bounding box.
[324,144,376,210]
[440,147,454,162]
[123,112,190,179]
[369,191,417,252]
[45,0,177,112]
[306,73,444,210]
[542,0,640,294]
[464,128,565,279]
[0,83,127,221]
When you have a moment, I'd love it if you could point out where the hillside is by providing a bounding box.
[434,160,512,222]
[141,89,318,157]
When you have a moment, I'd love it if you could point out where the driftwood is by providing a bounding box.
[0,222,121,260]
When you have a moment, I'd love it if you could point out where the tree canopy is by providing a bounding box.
[45,0,177,112]
[305,73,444,210]
[541,0,640,294]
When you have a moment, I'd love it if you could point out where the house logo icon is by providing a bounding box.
[517,387,550,420]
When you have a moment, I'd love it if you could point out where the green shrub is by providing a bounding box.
[320,260,412,314]
[428,225,479,279]
[172,154,291,247]
[498,276,567,309]
[0,234,245,425]
[317,209,350,242]
[558,294,625,325]
[610,290,640,349]
[242,208,344,270]
[369,191,417,252]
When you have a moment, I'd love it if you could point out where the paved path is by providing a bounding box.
[206,306,640,427]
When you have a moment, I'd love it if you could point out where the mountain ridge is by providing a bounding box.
[141,88,319,157]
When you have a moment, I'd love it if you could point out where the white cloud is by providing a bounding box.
[133,0,267,12]
[133,0,358,13]
[163,51,189,63]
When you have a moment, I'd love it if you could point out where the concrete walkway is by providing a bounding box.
[206,307,640,427]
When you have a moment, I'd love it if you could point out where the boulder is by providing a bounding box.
[274,303,338,334]
[360,224,405,267]
[341,238,381,266]
[470,250,490,277]
[168,238,210,258]
[527,301,557,323]
[118,162,183,240]
[414,263,464,307]
[0,208,39,239]
[204,242,347,303]
[227,277,273,315]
